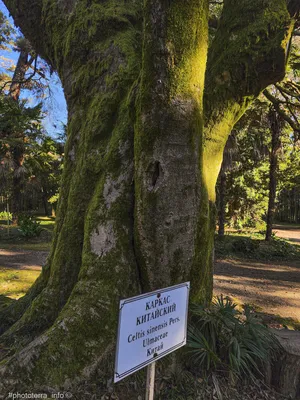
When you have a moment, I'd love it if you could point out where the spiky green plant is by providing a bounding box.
[187,296,281,382]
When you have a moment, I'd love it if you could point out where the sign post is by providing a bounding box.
[145,362,156,400]
[114,282,190,398]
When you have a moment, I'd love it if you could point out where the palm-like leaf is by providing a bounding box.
[187,296,281,383]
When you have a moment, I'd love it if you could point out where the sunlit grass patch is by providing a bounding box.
[0,267,40,299]
[36,216,56,230]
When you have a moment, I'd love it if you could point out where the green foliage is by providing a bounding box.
[0,10,15,51]
[0,10,63,216]
[187,296,280,382]
[17,214,43,238]
[218,96,300,230]
[24,134,64,202]
[0,96,43,147]
[230,236,259,253]
[215,232,300,261]
[225,106,270,229]
[157,362,198,400]
[0,94,64,212]
[48,192,59,205]
[0,211,12,221]
[0,96,43,200]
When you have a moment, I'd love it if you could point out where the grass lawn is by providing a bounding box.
[215,230,300,261]
[0,215,54,302]
[0,267,40,299]
[0,215,55,251]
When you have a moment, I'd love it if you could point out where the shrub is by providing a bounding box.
[18,214,43,238]
[230,237,258,253]
[187,296,280,382]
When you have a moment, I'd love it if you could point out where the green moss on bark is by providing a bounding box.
[0,0,142,353]
[203,0,294,201]
[134,0,210,301]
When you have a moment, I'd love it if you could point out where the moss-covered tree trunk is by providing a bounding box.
[0,0,297,395]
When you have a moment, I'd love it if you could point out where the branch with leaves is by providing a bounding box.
[263,84,300,134]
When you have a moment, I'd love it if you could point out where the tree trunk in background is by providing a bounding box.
[216,130,237,236]
[218,167,226,236]
[9,47,31,219]
[9,49,30,101]
[0,0,297,395]
[266,108,282,241]
[41,187,49,217]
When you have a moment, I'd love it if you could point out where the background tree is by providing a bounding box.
[217,130,238,236]
[216,103,300,235]
[0,12,60,218]
[216,101,270,231]
[276,139,300,222]
[24,133,64,216]
[0,96,43,198]
[217,31,300,236]
[0,0,299,395]
[265,108,284,240]
[0,97,64,216]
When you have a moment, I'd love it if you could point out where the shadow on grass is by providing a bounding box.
[255,310,300,331]
[215,233,300,262]
[0,294,16,311]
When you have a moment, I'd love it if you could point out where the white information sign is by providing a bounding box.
[114,282,190,383]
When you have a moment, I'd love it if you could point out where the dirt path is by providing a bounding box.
[273,224,300,244]
[214,259,300,321]
[214,225,300,323]
[1,225,299,320]
[0,249,47,271]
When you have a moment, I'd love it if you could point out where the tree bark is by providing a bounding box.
[41,187,49,217]
[218,167,226,236]
[0,0,297,395]
[266,108,282,241]
[9,49,31,218]
[269,329,300,399]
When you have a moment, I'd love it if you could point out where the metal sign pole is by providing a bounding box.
[145,361,156,400]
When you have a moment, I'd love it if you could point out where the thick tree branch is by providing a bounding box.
[202,0,295,199]
[275,82,300,98]
[205,0,294,130]
[0,56,46,93]
[3,0,52,67]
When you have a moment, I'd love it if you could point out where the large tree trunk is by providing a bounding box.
[0,0,297,395]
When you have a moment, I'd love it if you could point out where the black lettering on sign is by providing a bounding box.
[143,332,168,347]
[147,342,164,357]
[145,296,171,310]
[169,317,180,325]
[136,303,176,326]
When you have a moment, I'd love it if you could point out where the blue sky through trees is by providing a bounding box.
[0,1,67,138]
